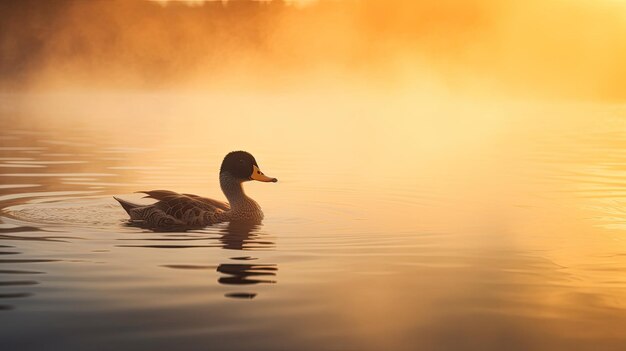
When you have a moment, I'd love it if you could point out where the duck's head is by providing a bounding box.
[220,151,278,183]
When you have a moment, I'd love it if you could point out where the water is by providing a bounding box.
[1,92,626,350]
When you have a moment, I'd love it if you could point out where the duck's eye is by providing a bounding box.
[257,171,261,174]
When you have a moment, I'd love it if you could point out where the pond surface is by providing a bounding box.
[1,92,626,350]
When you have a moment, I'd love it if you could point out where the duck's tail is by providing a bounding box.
[114,196,141,216]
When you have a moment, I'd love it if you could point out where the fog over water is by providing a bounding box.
[1,0,626,100]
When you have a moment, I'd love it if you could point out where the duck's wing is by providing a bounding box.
[139,190,229,211]
[119,191,228,229]
[154,194,221,215]
[138,190,182,200]
[182,194,230,211]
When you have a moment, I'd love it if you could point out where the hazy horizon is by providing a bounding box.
[1,0,626,101]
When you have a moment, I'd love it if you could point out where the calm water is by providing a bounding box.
[1,93,626,350]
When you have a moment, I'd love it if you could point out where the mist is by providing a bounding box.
[1,0,626,100]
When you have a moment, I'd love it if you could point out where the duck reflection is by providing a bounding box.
[159,222,278,299]
[217,221,277,299]
[217,264,277,285]
[218,221,275,251]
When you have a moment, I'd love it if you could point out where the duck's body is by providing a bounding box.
[114,151,277,229]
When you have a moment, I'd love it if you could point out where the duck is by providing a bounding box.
[114,151,277,229]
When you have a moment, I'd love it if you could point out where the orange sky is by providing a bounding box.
[1,0,626,100]
[152,0,319,5]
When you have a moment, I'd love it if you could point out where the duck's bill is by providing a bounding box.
[251,165,278,183]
